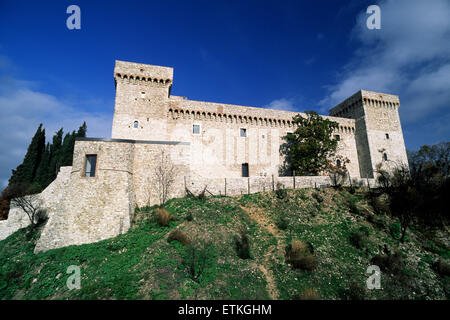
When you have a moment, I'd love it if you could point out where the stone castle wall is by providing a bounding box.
[0,166,71,241]
[111,60,361,179]
[22,60,407,253]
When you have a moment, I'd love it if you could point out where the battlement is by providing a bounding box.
[114,60,173,86]
[329,90,400,118]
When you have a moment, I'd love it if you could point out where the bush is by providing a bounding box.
[339,282,366,300]
[156,208,173,226]
[286,239,316,271]
[348,200,360,215]
[389,222,402,240]
[349,231,365,249]
[168,229,191,245]
[184,241,216,283]
[299,288,319,300]
[275,182,287,200]
[369,194,390,215]
[312,192,323,203]
[186,212,193,222]
[293,254,316,271]
[234,231,251,259]
[433,259,450,277]
[371,249,404,275]
[275,216,288,230]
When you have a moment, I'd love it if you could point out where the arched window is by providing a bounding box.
[383,153,388,161]
[336,159,341,167]
[133,121,139,128]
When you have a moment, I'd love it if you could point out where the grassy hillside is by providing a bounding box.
[0,187,449,300]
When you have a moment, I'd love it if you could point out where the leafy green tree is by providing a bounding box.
[280,111,339,175]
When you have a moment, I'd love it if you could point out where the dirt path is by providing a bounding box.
[240,205,284,300]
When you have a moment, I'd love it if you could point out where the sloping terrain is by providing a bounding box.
[0,187,448,300]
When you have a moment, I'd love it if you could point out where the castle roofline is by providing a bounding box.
[329,89,400,115]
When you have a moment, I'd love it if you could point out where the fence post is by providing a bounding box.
[248,177,250,194]
[293,170,296,189]
[224,178,227,197]
[272,174,275,191]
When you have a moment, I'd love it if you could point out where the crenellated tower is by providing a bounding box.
[329,90,408,178]
[112,60,173,140]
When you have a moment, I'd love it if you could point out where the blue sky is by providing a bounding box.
[0,0,449,187]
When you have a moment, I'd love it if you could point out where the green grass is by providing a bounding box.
[0,187,448,300]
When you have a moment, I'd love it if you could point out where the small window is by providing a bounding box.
[193,124,200,134]
[336,159,341,167]
[385,133,390,139]
[383,153,388,161]
[133,121,139,128]
[240,128,247,137]
[141,92,146,98]
[242,163,249,177]
[262,134,265,139]
[84,155,97,177]
[335,134,341,141]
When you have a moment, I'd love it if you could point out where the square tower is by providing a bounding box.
[112,60,173,140]
[329,90,408,178]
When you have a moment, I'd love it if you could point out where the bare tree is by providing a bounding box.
[153,149,177,206]
[8,184,46,229]
[328,155,350,188]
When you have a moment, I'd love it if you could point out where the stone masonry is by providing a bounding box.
[0,60,408,252]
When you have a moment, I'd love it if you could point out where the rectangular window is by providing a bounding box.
[240,128,247,137]
[193,124,200,134]
[335,134,340,141]
[242,163,249,177]
[84,155,97,177]
[385,133,390,139]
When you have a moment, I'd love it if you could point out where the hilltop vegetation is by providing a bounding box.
[1,186,448,300]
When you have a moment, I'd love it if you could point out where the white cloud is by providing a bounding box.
[320,0,450,126]
[0,74,111,189]
[264,98,297,112]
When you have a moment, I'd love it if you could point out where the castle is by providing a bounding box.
[0,60,409,252]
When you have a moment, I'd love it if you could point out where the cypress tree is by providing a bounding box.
[34,142,51,189]
[47,128,64,184]
[8,124,45,185]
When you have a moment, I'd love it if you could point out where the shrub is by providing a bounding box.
[184,241,216,283]
[312,192,323,203]
[156,208,173,226]
[339,282,366,300]
[389,222,402,240]
[345,197,360,215]
[234,231,251,259]
[299,288,319,300]
[371,249,404,275]
[433,259,450,277]
[349,226,369,249]
[275,182,287,200]
[275,216,288,230]
[349,231,365,249]
[168,229,191,245]
[293,254,316,271]
[186,212,193,222]
[286,239,316,271]
[369,194,390,215]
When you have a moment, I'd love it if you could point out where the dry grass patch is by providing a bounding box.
[168,229,191,245]
[156,208,174,226]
